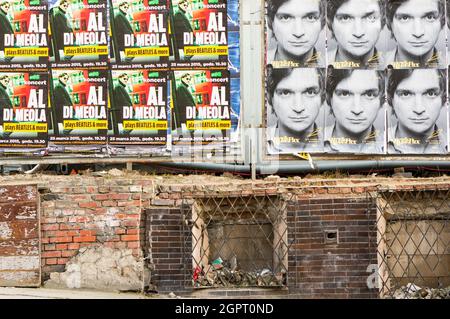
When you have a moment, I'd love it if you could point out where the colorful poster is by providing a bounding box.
[109,0,169,69]
[49,69,108,146]
[169,0,228,69]
[326,0,386,69]
[266,67,325,154]
[324,68,386,154]
[0,0,48,71]
[387,68,448,154]
[48,0,108,68]
[171,69,231,145]
[266,0,326,68]
[0,72,48,149]
[385,0,446,69]
[109,69,168,145]
[228,0,240,147]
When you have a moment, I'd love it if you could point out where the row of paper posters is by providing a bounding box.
[0,0,240,154]
[265,0,450,154]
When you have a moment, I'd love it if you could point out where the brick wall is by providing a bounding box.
[146,207,191,293]
[287,197,378,299]
[2,173,450,296]
[38,176,154,279]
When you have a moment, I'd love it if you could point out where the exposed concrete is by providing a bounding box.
[44,246,149,291]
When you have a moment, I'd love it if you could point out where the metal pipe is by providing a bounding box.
[157,161,450,175]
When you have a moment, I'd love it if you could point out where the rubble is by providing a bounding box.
[193,259,285,288]
[387,284,450,299]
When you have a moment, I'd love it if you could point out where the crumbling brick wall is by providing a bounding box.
[36,175,154,284]
[1,173,449,296]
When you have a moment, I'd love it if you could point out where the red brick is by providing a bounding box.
[80,230,96,236]
[102,201,117,207]
[126,228,138,235]
[46,258,57,265]
[73,236,96,243]
[66,231,80,237]
[68,243,80,250]
[49,237,72,243]
[93,194,110,201]
[55,244,68,250]
[62,250,78,258]
[115,228,126,235]
[42,251,61,258]
[111,194,130,200]
[79,202,100,209]
[121,235,138,241]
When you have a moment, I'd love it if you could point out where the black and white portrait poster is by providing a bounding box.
[266,66,325,154]
[387,68,448,154]
[327,0,386,69]
[385,0,446,69]
[266,0,326,68]
[324,68,386,153]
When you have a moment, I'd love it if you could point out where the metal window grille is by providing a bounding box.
[181,194,291,289]
[371,189,450,299]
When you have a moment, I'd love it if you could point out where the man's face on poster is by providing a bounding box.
[59,74,70,85]
[179,0,190,13]
[272,68,321,134]
[60,1,70,12]
[119,74,129,86]
[272,0,322,59]
[331,70,381,136]
[0,2,10,13]
[391,0,442,58]
[119,3,130,14]
[0,76,10,88]
[332,0,382,58]
[181,73,192,87]
[393,69,443,135]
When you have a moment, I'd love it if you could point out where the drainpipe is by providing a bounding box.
[156,161,450,175]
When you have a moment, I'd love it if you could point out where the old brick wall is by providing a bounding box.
[146,207,191,293]
[144,177,450,297]
[287,196,378,299]
[38,176,154,281]
[1,173,450,296]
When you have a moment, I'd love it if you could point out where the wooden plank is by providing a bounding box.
[0,202,37,222]
[0,220,39,241]
[0,185,37,203]
[0,185,40,287]
[0,240,39,257]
